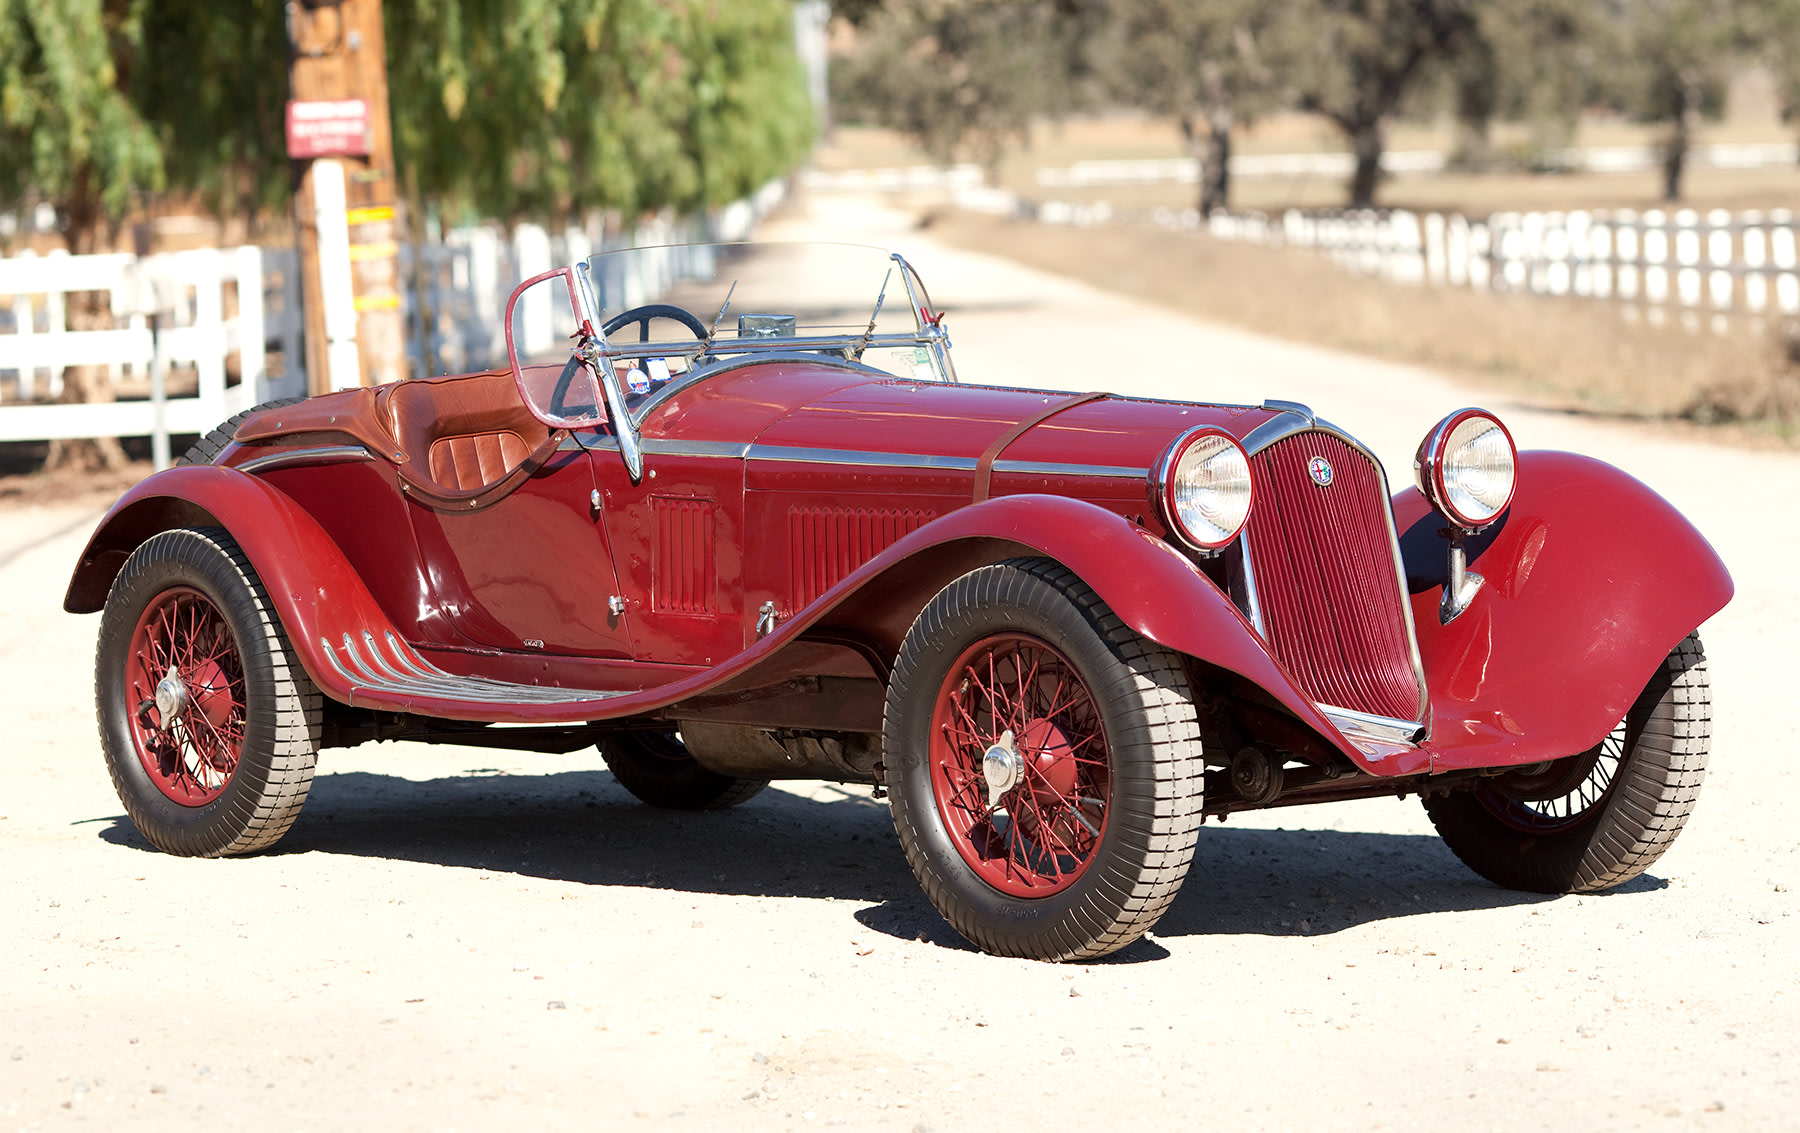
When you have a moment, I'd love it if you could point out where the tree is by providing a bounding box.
[831,0,1088,177]
[1598,0,1748,201]
[1286,0,1480,207]
[385,0,812,225]
[0,0,163,470]
[1095,0,1293,213]
[1443,0,1597,168]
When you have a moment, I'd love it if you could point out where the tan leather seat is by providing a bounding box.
[379,370,554,498]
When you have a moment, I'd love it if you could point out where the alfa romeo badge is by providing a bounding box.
[1308,456,1334,486]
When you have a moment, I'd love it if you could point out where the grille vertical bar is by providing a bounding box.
[1242,432,1422,722]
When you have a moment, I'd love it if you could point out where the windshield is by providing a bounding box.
[581,242,951,422]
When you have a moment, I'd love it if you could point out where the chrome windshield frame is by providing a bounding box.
[560,243,960,486]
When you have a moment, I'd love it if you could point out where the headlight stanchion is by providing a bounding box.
[1413,409,1518,624]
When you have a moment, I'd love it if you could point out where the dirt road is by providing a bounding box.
[3,195,1794,1131]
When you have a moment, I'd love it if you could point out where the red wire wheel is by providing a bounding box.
[96,526,322,858]
[885,558,1205,961]
[929,633,1110,897]
[124,586,248,806]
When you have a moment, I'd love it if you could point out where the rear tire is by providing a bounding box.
[177,397,306,466]
[599,731,769,810]
[884,558,1205,962]
[1423,633,1709,893]
[96,527,322,856]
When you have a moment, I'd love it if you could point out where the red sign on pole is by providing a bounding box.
[285,99,372,159]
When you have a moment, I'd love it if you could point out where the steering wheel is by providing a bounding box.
[602,303,709,342]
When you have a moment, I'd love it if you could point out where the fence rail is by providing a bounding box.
[1187,205,1800,332]
[0,179,786,457]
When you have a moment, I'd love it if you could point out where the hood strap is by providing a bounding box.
[972,391,1110,503]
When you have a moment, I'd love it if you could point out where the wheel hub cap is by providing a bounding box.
[982,729,1021,806]
[153,666,189,727]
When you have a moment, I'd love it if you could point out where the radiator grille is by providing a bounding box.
[789,505,935,611]
[1242,432,1422,722]
[652,496,716,614]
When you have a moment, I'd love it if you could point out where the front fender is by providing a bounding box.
[799,494,1389,768]
[1399,450,1733,770]
[65,465,405,705]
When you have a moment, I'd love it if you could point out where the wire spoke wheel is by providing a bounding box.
[1423,633,1710,894]
[885,558,1205,962]
[97,527,321,857]
[125,586,247,805]
[930,634,1110,897]
[1479,719,1628,833]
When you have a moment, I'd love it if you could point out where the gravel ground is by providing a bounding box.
[1,193,1794,1131]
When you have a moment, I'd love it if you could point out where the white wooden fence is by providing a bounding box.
[1184,205,1800,332]
[0,246,300,445]
[0,178,787,455]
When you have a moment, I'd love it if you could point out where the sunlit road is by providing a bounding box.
[1,192,1793,1130]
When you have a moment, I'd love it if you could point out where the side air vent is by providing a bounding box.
[653,496,716,614]
[789,505,935,612]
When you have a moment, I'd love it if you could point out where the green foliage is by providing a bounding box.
[0,0,163,250]
[3,0,812,246]
[387,0,814,224]
[132,0,290,223]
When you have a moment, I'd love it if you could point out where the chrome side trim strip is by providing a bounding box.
[745,444,979,471]
[319,630,625,707]
[991,459,1147,479]
[642,438,752,459]
[237,444,373,475]
[1321,703,1423,747]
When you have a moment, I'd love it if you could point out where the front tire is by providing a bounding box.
[884,558,1205,962]
[1423,632,1710,893]
[97,527,322,856]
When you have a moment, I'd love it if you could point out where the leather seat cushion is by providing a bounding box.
[428,431,532,491]
[380,370,551,494]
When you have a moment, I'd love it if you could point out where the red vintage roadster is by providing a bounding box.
[67,242,1732,961]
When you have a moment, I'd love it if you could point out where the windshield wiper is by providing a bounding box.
[851,269,892,360]
[701,280,738,355]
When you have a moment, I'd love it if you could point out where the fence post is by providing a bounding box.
[1773,207,1799,314]
[234,245,267,405]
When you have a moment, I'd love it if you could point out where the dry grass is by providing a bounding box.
[925,209,1800,442]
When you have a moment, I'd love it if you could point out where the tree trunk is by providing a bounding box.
[1348,119,1385,207]
[1662,72,1700,203]
[44,172,129,474]
[1200,105,1233,216]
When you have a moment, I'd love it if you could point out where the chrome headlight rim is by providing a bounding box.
[1152,426,1255,553]
[1415,408,1517,531]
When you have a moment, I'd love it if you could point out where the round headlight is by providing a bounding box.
[1155,428,1254,551]
[1415,409,1516,530]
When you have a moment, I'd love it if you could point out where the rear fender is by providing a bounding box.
[801,494,1380,767]
[1399,450,1733,770]
[65,465,403,704]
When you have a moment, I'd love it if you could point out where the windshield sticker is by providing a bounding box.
[648,357,673,384]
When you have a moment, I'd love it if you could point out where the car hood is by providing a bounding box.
[747,376,1288,482]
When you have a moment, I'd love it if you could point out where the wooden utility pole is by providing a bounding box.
[288,0,407,394]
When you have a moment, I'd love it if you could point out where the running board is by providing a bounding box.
[319,630,629,708]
